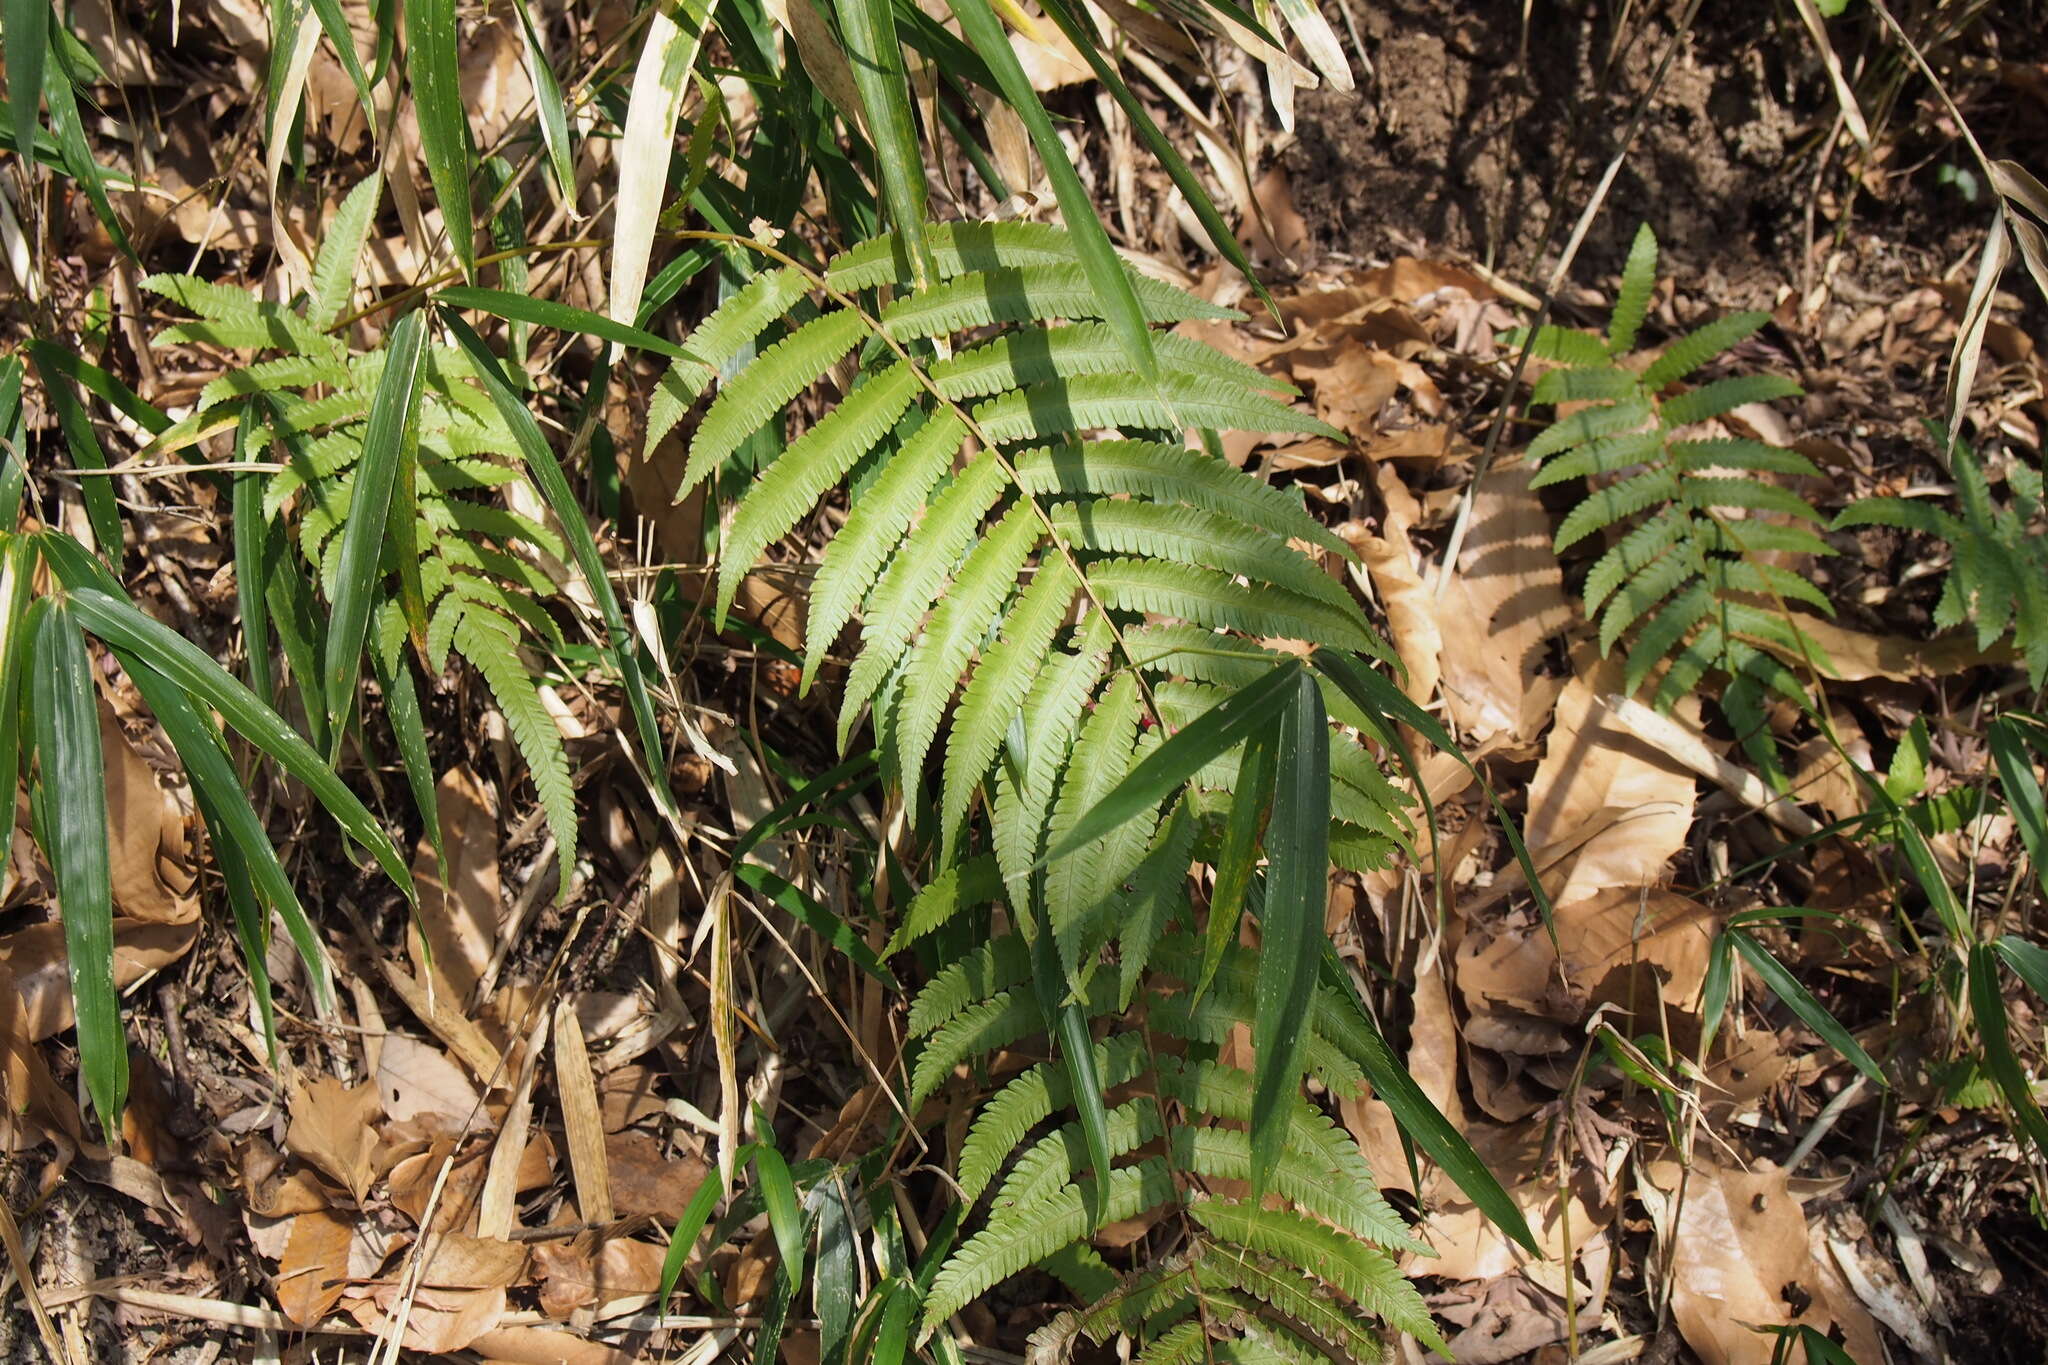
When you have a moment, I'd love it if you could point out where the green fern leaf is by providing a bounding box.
[827,220,1087,290]
[202,355,354,409]
[908,935,1033,1036]
[308,174,384,329]
[1189,1200,1443,1351]
[1609,223,1659,356]
[1641,311,1769,389]
[921,1160,1176,1333]
[973,373,1335,444]
[1673,438,1820,477]
[1623,581,1713,696]
[682,308,867,497]
[991,626,1112,911]
[940,556,1081,860]
[957,1033,1153,1200]
[898,503,1045,787]
[144,273,265,326]
[1530,365,1638,404]
[1708,559,1834,614]
[1597,545,1698,653]
[716,361,923,624]
[1831,496,1954,538]
[1190,1247,1387,1364]
[644,360,712,456]
[986,1098,1163,1221]
[1044,672,1147,972]
[1504,324,1610,367]
[456,610,575,898]
[886,853,1005,954]
[1659,373,1802,427]
[909,988,1043,1105]
[1118,799,1196,1008]
[879,265,1234,340]
[1679,476,1825,522]
[1045,499,1356,613]
[1135,1319,1208,1365]
[1702,519,1833,559]
[1011,441,1351,559]
[1527,396,1652,460]
[1089,558,1382,655]
[931,324,1286,401]
[1554,469,1682,551]
[1529,429,1663,488]
[803,410,971,692]
[837,453,1009,749]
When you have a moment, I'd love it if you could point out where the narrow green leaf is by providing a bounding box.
[657,1166,725,1306]
[405,0,474,274]
[1730,930,1884,1084]
[48,569,413,902]
[438,286,691,358]
[1202,722,1277,1002]
[232,457,275,710]
[307,0,374,127]
[735,864,898,987]
[0,536,36,892]
[944,0,1157,381]
[32,601,126,1128]
[751,1144,808,1290]
[838,0,935,286]
[441,311,677,818]
[507,0,576,201]
[1249,669,1328,1200]
[1046,658,1301,862]
[6,0,47,182]
[43,38,130,257]
[1992,717,2048,903]
[1971,941,2048,1154]
[322,309,427,751]
[26,341,123,561]
[377,646,442,882]
[1997,935,2048,1004]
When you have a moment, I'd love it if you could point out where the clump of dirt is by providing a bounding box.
[1284,0,2044,309]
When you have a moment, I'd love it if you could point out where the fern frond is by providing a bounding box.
[1089,558,1380,655]
[909,936,1034,1037]
[879,265,1234,340]
[682,308,868,496]
[1190,1247,1389,1364]
[973,373,1334,444]
[1597,543,1698,653]
[456,610,575,898]
[1527,396,1652,460]
[991,628,1111,911]
[202,355,353,408]
[887,853,1005,954]
[957,1033,1153,1200]
[1608,223,1659,356]
[308,175,383,329]
[1641,311,1769,388]
[1623,582,1714,696]
[1045,499,1355,613]
[1659,374,1803,426]
[826,220,1088,289]
[897,504,1045,787]
[1554,470,1683,551]
[1118,799,1196,1007]
[1672,438,1820,477]
[715,361,923,622]
[921,1160,1176,1333]
[940,556,1080,860]
[1530,365,1637,404]
[986,1098,1164,1222]
[1189,1200,1443,1351]
[1044,672,1147,971]
[1504,324,1610,366]
[910,989,1043,1106]
[1529,429,1664,488]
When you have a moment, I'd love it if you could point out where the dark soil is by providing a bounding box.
[1285,0,2048,311]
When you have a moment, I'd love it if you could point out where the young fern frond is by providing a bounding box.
[1522,223,1830,772]
[144,181,582,893]
[664,221,1427,1360]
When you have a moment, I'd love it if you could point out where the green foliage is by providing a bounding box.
[142,189,579,895]
[1521,223,1833,780]
[1833,429,2048,687]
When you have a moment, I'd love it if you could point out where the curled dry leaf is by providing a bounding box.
[1524,653,1699,904]
[1645,1160,1882,1365]
[349,1282,509,1354]
[1457,887,1722,1030]
[1351,464,1441,710]
[377,1034,484,1127]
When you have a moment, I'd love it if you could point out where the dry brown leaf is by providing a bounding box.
[606,1131,711,1220]
[1293,339,1402,439]
[377,1035,483,1126]
[275,1208,354,1326]
[99,706,197,924]
[1434,465,1573,749]
[388,1143,488,1234]
[1523,654,1698,903]
[286,1077,383,1203]
[415,1231,528,1290]
[533,1240,599,1319]
[555,998,614,1224]
[1457,887,1721,1028]
[1413,1140,1609,1283]
[351,1283,508,1354]
[1647,1161,1882,1365]
[1786,614,2011,682]
[408,766,500,1003]
[467,1326,638,1365]
[1352,466,1441,709]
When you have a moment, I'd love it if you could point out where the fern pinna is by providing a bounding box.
[658,221,1437,1360]
[1520,225,1833,773]
[142,175,577,895]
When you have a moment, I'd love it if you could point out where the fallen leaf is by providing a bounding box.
[378,1034,483,1126]
[350,1282,508,1353]
[1457,887,1722,1028]
[1523,653,1699,903]
[415,1231,528,1289]
[286,1077,383,1203]
[408,765,500,1003]
[99,705,197,924]
[606,1131,711,1220]
[275,1208,354,1326]
[1646,1160,1883,1365]
[1434,465,1574,749]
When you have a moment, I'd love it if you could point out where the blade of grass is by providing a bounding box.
[508,0,575,202]
[610,0,714,338]
[42,33,130,257]
[24,346,169,436]
[441,311,678,818]
[31,600,126,1129]
[322,308,427,752]
[26,341,122,561]
[1049,658,1301,861]
[1729,929,1884,1085]
[657,1166,725,1306]
[1249,669,1327,1201]
[405,0,474,275]
[5,0,47,184]
[1996,934,2048,1003]
[0,536,35,892]
[306,0,374,132]
[377,648,443,883]
[232,469,275,709]
[438,285,691,358]
[839,0,936,287]
[751,1143,808,1290]
[944,0,1157,381]
[44,560,413,901]
[1992,716,2048,903]
[1971,941,2048,1154]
